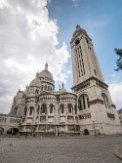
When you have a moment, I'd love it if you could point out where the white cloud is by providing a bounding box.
[0,0,70,114]
[109,82,122,110]
[0,0,9,8]
[111,73,116,77]
[72,0,79,8]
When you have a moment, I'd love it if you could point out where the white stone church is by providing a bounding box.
[1,25,122,136]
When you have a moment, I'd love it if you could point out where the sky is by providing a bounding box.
[0,0,122,114]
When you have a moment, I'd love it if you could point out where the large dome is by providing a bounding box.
[38,63,54,82]
[29,77,41,87]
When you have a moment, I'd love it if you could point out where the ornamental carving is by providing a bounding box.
[79,113,91,120]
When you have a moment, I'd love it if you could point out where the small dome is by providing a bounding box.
[38,63,54,82]
[30,78,41,87]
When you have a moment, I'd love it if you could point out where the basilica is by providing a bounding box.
[1,25,122,136]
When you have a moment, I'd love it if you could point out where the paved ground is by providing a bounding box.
[0,135,122,163]
[114,147,122,160]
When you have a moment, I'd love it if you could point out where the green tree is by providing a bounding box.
[114,48,122,71]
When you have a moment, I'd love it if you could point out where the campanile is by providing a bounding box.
[70,25,121,135]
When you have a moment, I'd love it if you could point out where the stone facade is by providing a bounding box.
[10,63,79,136]
[0,114,21,134]
[118,108,122,125]
[70,25,122,135]
[1,25,122,136]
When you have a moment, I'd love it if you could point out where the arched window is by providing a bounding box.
[82,95,86,109]
[87,97,90,108]
[29,106,34,115]
[24,107,26,115]
[75,39,80,46]
[35,89,39,94]
[49,104,54,113]
[102,93,109,108]
[59,104,64,114]
[41,85,43,91]
[0,127,4,135]
[45,85,47,91]
[84,129,89,135]
[14,107,18,115]
[41,104,47,114]
[78,94,90,110]
[67,104,73,113]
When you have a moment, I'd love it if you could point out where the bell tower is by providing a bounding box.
[70,25,121,135]
[71,25,104,87]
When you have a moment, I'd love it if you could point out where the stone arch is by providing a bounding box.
[84,129,89,135]
[75,39,80,46]
[41,85,44,91]
[14,107,18,115]
[49,104,55,113]
[59,104,64,114]
[41,103,47,114]
[67,103,73,113]
[24,107,27,116]
[48,85,50,91]
[78,94,90,110]
[29,106,34,115]
[7,128,19,135]
[35,89,39,94]
[102,93,109,108]
[0,127,4,135]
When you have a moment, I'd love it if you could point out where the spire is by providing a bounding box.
[76,24,80,29]
[62,82,64,89]
[59,82,66,92]
[45,62,48,70]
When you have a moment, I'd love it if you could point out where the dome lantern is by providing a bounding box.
[45,62,48,70]
[38,63,54,83]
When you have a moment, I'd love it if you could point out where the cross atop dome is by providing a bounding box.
[45,62,48,70]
